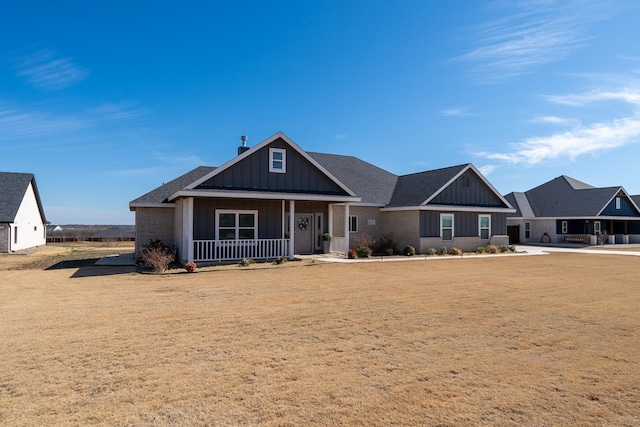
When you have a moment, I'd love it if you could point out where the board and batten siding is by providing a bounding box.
[420,211,507,237]
[600,194,640,217]
[193,199,330,240]
[431,170,506,207]
[197,138,347,195]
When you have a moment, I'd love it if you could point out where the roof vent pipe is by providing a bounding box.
[238,135,250,155]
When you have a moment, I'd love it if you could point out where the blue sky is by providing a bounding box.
[2,1,640,224]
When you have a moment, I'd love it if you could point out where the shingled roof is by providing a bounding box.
[308,152,398,205]
[506,175,625,218]
[386,164,468,207]
[129,166,216,206]
[0,172,47,223]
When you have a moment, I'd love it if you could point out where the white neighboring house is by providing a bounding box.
[0,172,47,253]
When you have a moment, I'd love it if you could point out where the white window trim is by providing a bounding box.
[615,197,621,210]
[215,209,258,240]
[478,214,491,239]
[349,215,358,233]
[524,222,531,239]
[440,213,454,241]
[269,148,286,173]
[594,221,601,234]
[561,220,568,234]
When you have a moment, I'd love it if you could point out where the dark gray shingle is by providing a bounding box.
[0,172,46,223]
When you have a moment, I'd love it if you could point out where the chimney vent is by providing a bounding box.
[238,135,250,155]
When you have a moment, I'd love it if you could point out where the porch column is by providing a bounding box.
[183,197,194,263]
[328,204,333,237]
[288,200,295,259]
[343,202,350,257]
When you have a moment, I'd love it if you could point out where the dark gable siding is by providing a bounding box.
[600,195,640,217]
[420,211,507,237]
[431,170,505,207]
[197,138,347,195]
[193,199,283,240]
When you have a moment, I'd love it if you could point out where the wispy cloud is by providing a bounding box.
[335,134,348,140]
[441,107,472,117]
[13,49,88,90]
[529,115,579,125]
[477,164,497,176]
[451,1,616,82]
[479,85,640,164]
[0,102,87,140]
[90,102,149,122]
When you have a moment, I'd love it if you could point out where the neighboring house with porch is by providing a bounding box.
[0,172,47,253]
[129,132,514,264]
[505,175,640,245]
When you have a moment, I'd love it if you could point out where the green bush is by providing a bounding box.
[440,246,448,255]
[273,256,287,265]
[477,246,486,253]
[385,248,394,256]
[427,247,437,256]
[509,245,516,253]
[356,246,372,258]
[403,245,416,256]
[449,247,462,256]
[500,245,510,253]
[239,258,253,267]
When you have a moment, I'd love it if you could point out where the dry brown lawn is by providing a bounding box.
[1,245,639,426]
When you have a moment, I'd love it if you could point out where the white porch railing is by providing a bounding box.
[329,237,347,254]
[193,239,289,262]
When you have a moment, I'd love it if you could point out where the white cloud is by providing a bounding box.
[90,102,149,122]
[543,89,640,106]
[451,1,617,82]
[529,115,579,125]
[441,107,471,117]
[481,116,640,164]
[335,134,348,140]
[14,49,88,90]
[0,102,87,140]
[477,164,497,176]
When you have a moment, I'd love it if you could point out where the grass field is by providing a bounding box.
[1,244,639,426]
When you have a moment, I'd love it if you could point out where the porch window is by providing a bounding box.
[216,210,258,240]
[594,221,601,234]
[349,215,358,233]
[561,221,568,234]
[440,214,453,241]
[479,214,491,239]
[525,222,530,239]
[269,148,286,173]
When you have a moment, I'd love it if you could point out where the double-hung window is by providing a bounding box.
[217,210,257,240]
[349,215,358,233]
[524,222,531,239]
[269,148,286,173]
[561,221,568,234]
[479,215,491,239]
[440,214,454,241]
[616,197,621,210]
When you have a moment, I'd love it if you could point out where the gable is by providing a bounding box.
[429,169,507,208]
[0,172,46,223]
[600,191,640,217]
[195,137,349,196]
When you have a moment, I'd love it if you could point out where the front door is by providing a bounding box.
[295,214,314,254]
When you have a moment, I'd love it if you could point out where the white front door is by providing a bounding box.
[294,214,314,254]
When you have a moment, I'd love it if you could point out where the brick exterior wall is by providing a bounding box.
[381,210,420,252]
[134,207,175,258]
[0,225,8,253]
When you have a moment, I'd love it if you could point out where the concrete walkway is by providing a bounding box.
[94,253,136,266]
[298,244,640,263]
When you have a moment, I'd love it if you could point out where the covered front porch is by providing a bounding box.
[177,196,356,264]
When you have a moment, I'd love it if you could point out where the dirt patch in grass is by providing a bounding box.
[0,250,638,425]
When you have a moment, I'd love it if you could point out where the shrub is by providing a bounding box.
[427,247,437,256]
[486,244,499,254]
[509,245,516,253]
[239,258,253,267]
[449,247,462,256]
[347,248,358,259]
[500,245,510,253]
[184,261,197,273]
[403,245,415,256]
[322,233,332,241]
[385,248,394,256]
[440,246,448,255]
[141,239,177,273]
[356,246,372,258]
[373,234,399,255]
[477,246,486,254]
[273,256,287,265]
